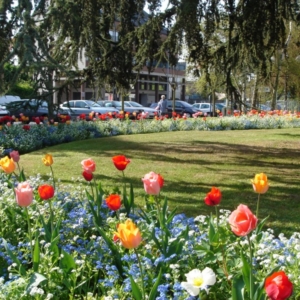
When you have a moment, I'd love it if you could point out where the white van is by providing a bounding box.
[0,95,21,106]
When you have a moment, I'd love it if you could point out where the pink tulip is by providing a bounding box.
[15,181,33,207]
[81,158,96,174]
[142,171,161,195]
[228,204,257,236]
[10,150,20,163]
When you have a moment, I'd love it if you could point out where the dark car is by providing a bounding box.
[99,100,144,118]
[150,100,200,117]
[5,99,65,121]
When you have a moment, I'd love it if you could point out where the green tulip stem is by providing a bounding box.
[215,205,219,228]
[17,162,21,174]
[134,248,145,300]
[256,193,260,220]
[247,235,254,299]
[25,207,33,260]
[50,165,56,191]
[91,179,96,201]
[48,200,54,235]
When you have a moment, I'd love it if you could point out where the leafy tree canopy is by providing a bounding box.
[0,0,299,102]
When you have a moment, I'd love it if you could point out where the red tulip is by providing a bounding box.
[82,171,93,181]
[106,194,121,211]
[157,174,164,188]
[265,271,293,300]
[38,184,55,200]
[112,155,130,171]
[23,125,30,131]
[204,187,222,206]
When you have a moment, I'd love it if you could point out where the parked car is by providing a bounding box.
[259,104,271,111]
[124,101,157,118]
[99,100,144,118]
[0,95,21,106]
[150,100,200,117]
[59,100,119,120]
[5,99,66,120]
[192,102,225,115]
[0,105,10,117]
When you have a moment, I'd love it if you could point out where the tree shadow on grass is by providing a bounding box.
[34,133,300,236]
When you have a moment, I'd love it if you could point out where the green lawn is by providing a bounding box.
[20,128,300,236]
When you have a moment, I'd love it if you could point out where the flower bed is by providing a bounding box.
[1,112,300,155]
[0,153,299,299]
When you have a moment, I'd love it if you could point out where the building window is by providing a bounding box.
[140,76,147,90]
[73,92,81,100]
[85,92,93,100]
[150,76,156,91]
[158,84,167,91]
[109,30,119,42]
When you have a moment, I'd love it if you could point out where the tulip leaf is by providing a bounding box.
[128,275,143,300]
[138,206,152,224]
[255,216,269,242]
[2,238,26,276]
[26,272,47,294]
[166,207,178,225]
[123,183,135,216]
[33,234,40,272]
[151,228,164,253]
[60,249,76,273]
[149,267,163,300]
[232,274,245,300]
[18,168,26,182]
[93,222,124,278]
[129,182,135,213]
[240,251,251,293]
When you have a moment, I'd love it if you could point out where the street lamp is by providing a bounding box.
[170,77,177,113]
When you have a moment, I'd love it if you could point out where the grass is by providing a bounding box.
[20,127,300,237]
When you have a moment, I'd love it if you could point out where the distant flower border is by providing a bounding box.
[0,112,300,157]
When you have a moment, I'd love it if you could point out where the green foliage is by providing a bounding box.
[8,81,35,99]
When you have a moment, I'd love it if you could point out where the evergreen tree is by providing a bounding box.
[1,0,299,109]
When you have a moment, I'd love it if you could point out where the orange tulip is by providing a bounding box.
[114,219,142,249]
[251,173,269,194]
[42,154,53,166]
[0,156,16,174]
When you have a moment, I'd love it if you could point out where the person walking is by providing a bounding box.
[155,95,168,116]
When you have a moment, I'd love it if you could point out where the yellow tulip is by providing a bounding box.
[42,154,53,166]
[0,156,16,174]
[251,173,269,194]
[114,219,142,249]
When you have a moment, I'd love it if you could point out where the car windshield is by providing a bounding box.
[86,100,102,107]
[127,101,142,107]
[113,102,122,107]
[179,101,193,108]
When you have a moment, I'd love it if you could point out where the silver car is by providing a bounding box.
[60,100,119,120]
[124,101,157,118]
[0,105,10,117]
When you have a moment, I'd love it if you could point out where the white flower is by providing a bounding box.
[181,267,216,296]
